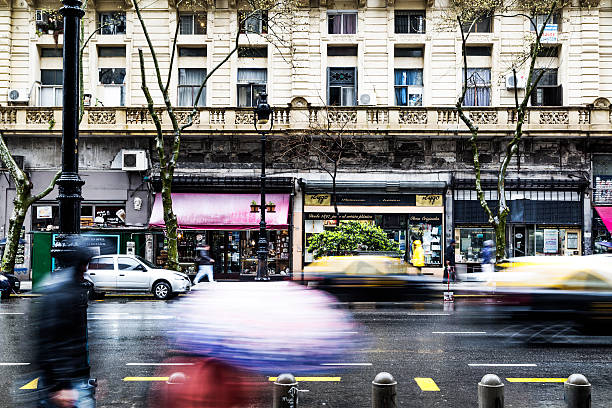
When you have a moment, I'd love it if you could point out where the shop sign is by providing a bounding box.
[408,214,442,224]
[543,229,558,253]
[336,194,415,206]
[594,175,612,204]
[415,194,443,207]
[305,213,375,221]
[51,234,120,270]
[541,24,558,43]
[37,206,53,219]
[305,194,331,206]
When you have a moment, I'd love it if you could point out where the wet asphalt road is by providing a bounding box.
[1,290,612,408]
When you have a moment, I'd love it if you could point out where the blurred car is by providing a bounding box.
[85,254,191,300]
[0,273,20,299]
[0,274,10,299]
[470,255,612,334]
[303,255,437,301]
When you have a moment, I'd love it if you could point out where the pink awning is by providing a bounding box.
[149,193,290,230]
[595,206,612,233]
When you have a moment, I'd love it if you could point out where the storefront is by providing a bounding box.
[302,182,446,275]
[592,156,612,253]
[148,192,292,279]
[453,179,586,271]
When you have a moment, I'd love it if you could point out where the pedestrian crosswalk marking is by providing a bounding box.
[268,377,341,382]
[20,378,39,390]
[414,377,440,391]
[123,377,170,381]
[506,378,567,383]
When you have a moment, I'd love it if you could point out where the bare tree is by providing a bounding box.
[133,0,298,270]
[279,106,363,232]
[450,0,565,260]
[0,131,60,275]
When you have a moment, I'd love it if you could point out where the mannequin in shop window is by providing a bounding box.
[194,245,215,283]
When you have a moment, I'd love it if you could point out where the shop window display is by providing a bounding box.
[408,214,442,266]
[455,228,495,263]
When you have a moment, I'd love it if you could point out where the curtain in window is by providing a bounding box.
[40,87,58,106]
[179,15,192,35]
[179,69,206,106]
[343,13,356,34]
[238,68,267,83]
[395,69,423,105]
[329,14,342,33]
[464,68,491,106]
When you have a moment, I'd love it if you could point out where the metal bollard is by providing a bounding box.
[564,374,591,408]
[372,372,397,408]
[478,374,504,408]
[273,373,299,408]
[164,372,186,406]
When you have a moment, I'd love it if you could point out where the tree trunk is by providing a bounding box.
[160,169,179,271]
[332,168,340,255]
[494,216,507,262]
[1,192,29,275]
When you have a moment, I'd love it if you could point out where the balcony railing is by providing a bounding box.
[0,105,610,135]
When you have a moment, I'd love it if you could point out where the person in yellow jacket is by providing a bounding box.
[411,240,425,274]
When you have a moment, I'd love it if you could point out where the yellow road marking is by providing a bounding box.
[20,378,39,390]
[123,377,170,382]
[506,378,567,383]
[268,377,341,382]
[414,377,440,391]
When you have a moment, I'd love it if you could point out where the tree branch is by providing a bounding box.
[28,170,61,206]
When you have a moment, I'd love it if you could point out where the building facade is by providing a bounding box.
[1,0,612,279]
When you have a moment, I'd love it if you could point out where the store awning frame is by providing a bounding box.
[148,193,290,230]
[595,206,612,234]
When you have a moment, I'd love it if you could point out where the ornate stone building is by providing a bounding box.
[1,0,612,279]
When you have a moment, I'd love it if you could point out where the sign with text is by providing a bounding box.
[544,229,559,253]
[415,194,443,207]
[305,213,375,221]
[305,194,331,206]
[408,213,443,224]
[541,24,558,43]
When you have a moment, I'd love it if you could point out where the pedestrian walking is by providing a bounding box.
[444,239,456,283]
[194,245,215,283]
[481,240,495,282]
[411,240,425,274]
[32,237,98,408]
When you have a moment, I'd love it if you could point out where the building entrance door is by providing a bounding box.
[209,231,241,280]
[513,225,526,257]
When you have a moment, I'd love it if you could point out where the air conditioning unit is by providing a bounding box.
[505,73,526,89]
[8,89,30,103]
[121,150,148,171]
[358,93,377,106]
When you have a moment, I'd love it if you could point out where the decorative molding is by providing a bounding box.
[578,110,591,125]
[0,108,17,124]
[88,109,116,125]
[539,110,569,125]
[235,111,253,125]
[469,110,498,125]
[399,109,427,124]
[437,109,457,124]
[327,109,357,125]
[209,109,225,124]
[367,109,389,124]
[274,108,290,125]
[175,110,200,125]
[26,109,53,125]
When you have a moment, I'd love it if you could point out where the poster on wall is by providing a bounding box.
[37,206,53,219]
[594,176,612,204]
[51,234,120,270]
[543,229,559,254]
[408,213,443,266]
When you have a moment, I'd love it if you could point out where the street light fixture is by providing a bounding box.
[253,92,273,281]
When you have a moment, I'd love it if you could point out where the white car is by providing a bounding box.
[85,254,191,300]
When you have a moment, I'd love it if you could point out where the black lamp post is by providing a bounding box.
[254,92,273,281]
[50,0,85,267]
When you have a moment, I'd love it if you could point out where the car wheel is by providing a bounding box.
[153,282,172,300]
[89,291,105,300]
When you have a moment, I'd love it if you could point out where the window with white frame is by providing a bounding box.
[99,68,126,106]
[531,68,561,106]
[394,69,423,106]
[531,13,560,31]
[328,67,356,106]
[178,68,206,107]
[40,69,63,107]
[238,10,268,34]
[98,12,126,35]
[237,68,267,107]
[328,11,357,34]
[179,12,207,35]
[462,68,491,107]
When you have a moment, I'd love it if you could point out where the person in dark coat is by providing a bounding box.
[194,245,215,283]
[33,237,98,407]
[443,239,456,283]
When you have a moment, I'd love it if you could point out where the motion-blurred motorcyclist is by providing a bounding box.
[33,236,98,407]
